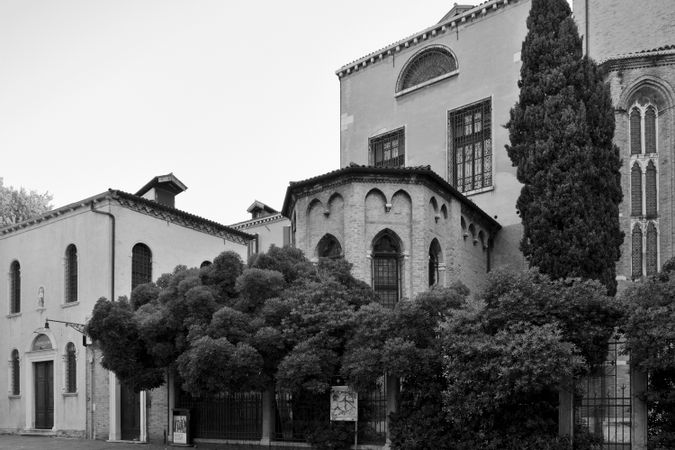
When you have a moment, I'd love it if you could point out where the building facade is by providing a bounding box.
[1,175,252,442]
[230,201,290,259]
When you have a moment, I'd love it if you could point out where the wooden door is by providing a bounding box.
[34,361,54,429]
[121,383,140,440]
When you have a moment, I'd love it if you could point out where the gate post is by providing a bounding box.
[631,367,648,450]
[260,387,273,445]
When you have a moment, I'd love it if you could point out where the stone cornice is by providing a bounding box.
[230,213,288,229]
[335,0,523,79]
[282,166,501,233]
[601,49,675,72]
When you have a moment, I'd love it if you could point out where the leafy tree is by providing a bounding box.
[505,0,622,295]
[0,178,52,226]
[622,259,675,449]
[86,248,378,399]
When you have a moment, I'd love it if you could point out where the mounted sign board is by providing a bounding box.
[330,385,358,422]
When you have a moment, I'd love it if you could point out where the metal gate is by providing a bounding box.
[576,338,631,449]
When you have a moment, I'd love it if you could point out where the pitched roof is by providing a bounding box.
[282,165,501,231]
[0,189,254,244]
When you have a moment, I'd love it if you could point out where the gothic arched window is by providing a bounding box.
[630,107,642,155]
[645,106,657,154]
[428,239,442,287]
[131,243,152,290]
[632,225,643,279]
[631,163,642,217]
[646,161,657,218]
[646,222,658,276]
[317,234,342,259]
[372,232,401,308]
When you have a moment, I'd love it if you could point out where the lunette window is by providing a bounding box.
[449,99,492,193]
[398,47,458,93]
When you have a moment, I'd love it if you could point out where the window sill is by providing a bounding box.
[395,70,459,98]
[6,312,22,319]
[462,185,494,197]
[62,392,78,397]
[61,301,80,309]
[8,394,21,399]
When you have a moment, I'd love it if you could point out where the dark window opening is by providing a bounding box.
[65,244,78,303]
[317,234,342,259]
[449,100,492,192]
[66,343,76,393]
[372,233,400,308]
[131,243,152,290]
[369,129,405,168]
[11,349,20,395]
[10,261,20,314]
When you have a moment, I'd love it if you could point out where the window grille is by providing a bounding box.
[65,245,78,303]
[11,349,19,395]
[646,222,658,276]
[369,129,405,168]
[372,234,400,308]
[399,47,457,92]
[449,100,492,193]
[65,343,76,393]
[630,163,642,216]
[10,261,20,314]
[646,161,657,218]
[131,244,152,290]
[632,225,643,279]
[630,108,641,155]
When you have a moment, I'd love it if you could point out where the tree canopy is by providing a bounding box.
[0,178,52,226]
[86,247,379,394]
[505,0,623,295]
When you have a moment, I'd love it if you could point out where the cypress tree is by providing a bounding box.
[506,0,623,295]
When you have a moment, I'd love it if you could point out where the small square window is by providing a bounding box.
[369,129,405,168]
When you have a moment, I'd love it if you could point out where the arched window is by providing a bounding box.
[398,47,458,92]
[10,349,20,395]
[646,222,658,276]
[632,225,643,279]
[316,234,342,259]
[631,163,642,217]
[645,106,656,154]
[131,243,152,290]
[372,232,401,308]
[428,239,442,287]
[65,244,78,303]
[65,343,76,393]
[200,261,212,268]
[646,161,657,218]
[630,107,642,155]
[9,261,20,314]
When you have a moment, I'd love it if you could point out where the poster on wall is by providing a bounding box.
[330,385,358,422]
[173,414,187,444]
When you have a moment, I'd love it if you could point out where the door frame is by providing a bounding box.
[109,372,147,442]
[24,345,57,431]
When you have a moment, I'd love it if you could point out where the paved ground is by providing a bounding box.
[0,435,180,450]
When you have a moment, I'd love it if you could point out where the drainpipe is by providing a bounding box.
[90,201,115,441]
[90,202,115,302]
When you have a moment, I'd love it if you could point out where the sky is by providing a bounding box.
[0,0,572,225]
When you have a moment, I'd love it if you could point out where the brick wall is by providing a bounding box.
[574,0,675,61]
[91,347,110,440]
[605,58,675,280]
[147,387,168,443]
[291,175,495,299]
